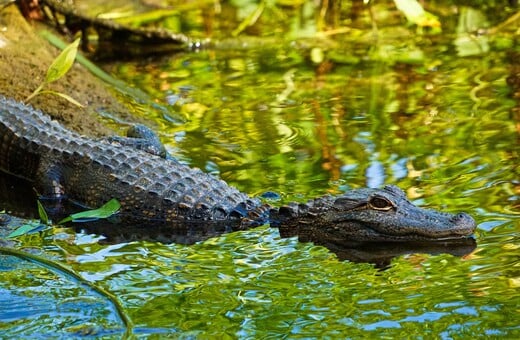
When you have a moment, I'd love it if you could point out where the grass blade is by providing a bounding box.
[39,90,85,107]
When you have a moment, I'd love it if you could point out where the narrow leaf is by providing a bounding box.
[39,90,85,107]
[7,222,42,238]
[26,223,49,234]
[58,199,121,224]
[232,1,265,37]
[37,200,49,225]
[45,38,81,83]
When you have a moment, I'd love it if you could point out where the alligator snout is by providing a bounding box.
[450,212,476,235]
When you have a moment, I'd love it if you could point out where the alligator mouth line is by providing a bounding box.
[365,226,475,242]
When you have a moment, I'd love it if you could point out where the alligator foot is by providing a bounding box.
[107,124,169,158]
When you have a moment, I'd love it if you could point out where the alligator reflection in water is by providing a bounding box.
[0,171,476,267]
[285,236,476,268]
[75,222,476,268]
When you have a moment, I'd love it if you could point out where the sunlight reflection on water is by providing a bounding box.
[2,3,520,337]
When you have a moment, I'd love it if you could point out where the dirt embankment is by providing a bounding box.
[0,4,129,136]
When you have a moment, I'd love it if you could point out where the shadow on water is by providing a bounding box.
[0,171,476,268]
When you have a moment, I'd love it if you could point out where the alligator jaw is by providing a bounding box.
[291,217,476,244]
[337,210,477,241]
[352,223,476,242]
[278,214,476,244]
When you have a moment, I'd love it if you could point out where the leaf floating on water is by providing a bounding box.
[6,201,51,238]
[58,199,121,224]
[7,222,45,238]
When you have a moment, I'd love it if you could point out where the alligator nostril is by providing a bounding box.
[451,212,476,231]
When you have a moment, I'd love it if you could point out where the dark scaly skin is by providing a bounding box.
[271,185,476,242]
[0,97,262,224]
[0,97,476,242]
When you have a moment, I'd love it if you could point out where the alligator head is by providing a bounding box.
[272,185,476,243]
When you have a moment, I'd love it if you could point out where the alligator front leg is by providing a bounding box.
[35,161,65,199]
[33,157,71,216]
[107,124,169,158]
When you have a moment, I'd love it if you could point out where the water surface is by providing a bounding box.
[1,1,519,338]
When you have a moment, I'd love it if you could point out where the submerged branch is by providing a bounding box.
[0,246,134,336]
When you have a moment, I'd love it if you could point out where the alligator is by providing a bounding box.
[0,96,476,243]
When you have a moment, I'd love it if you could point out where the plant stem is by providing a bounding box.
[25,83,45,102]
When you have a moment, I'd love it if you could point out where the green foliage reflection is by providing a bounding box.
[2,0,519,337]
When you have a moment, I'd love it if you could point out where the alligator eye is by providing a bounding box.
[368,196,394,211]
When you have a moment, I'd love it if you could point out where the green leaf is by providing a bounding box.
[7,222,43,238]
[232,1,265,37]
[58,199,121,224]
[454,7,489,57]
[393,0,440,28]
[37,200,49,225]
[45,38,80,83]
[38,90,85,107]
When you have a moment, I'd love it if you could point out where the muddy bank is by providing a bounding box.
[0,5,130,136]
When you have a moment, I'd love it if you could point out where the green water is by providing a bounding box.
[1,1,519,338]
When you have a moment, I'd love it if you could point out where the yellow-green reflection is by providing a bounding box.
[1,0,519,338]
